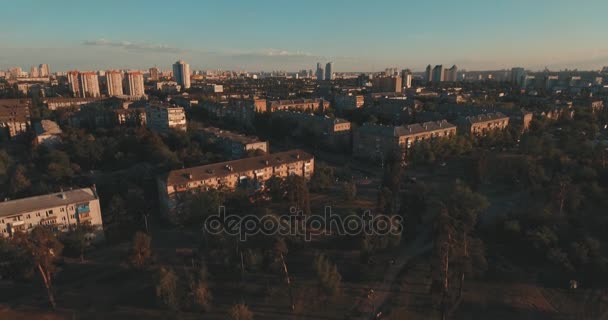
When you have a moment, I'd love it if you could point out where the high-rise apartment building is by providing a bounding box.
[39,64,50,77]
[67,71,81,97]
[79,72,101,98]
[106,70,123,96]
[172,60,191,89]
[126,71,145,97]
[444,65,458,82]
[29,66,40,78]
[325,62,334,80]
[425,65,432,83]
[432,65,444,82]
[511,67,526,87]
[401,69,412,89]
[316,62,325,81]
[149,67,160,81]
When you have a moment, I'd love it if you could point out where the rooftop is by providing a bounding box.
[359,120,456,137]
[34,120,62,135]
[0,188,98,218]
[164,149,313,186]
[199,126,263,144]
[461,112,509,124]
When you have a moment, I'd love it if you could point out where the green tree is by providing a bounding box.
[285,175,311,215]
[60,223,96,262]
[11,227,64,309]
[312,253,342,296]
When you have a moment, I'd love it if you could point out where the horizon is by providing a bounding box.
[2,0,608,72]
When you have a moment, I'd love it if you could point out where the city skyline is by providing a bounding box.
[1,0,608,72]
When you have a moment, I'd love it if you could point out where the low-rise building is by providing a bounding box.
[198,126,269,159]
[146,102,187,133]
[41,97,102,110]
[34,120,62,146]
[353,120,456,162]
[456,112,510,136]
[0,99,31,139]
[0,187,104,241]
[334,94,364,110]
[272,111,352,150]
[158,150,314,220]
[201,98,265,127]
[264,98,329,113]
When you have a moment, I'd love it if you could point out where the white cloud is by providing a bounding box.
[82,38,184,53]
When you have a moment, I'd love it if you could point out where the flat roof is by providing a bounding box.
[164,149,312,186]
[199,126,263,144]
[0,188,97,218]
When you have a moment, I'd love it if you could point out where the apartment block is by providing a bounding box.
[158,150,314,220]
[456,112,510,136]
[353,120,456,162]
[0,99,31,139]
[263,98,329,113]
[0,187,104,241]
[146,102,187,133]
[197,126,269,159]
[334,94,364,110]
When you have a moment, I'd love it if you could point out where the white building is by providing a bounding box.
[0,187,104,241]
[172,60,191,89]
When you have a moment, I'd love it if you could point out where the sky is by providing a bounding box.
[1,0,608,72]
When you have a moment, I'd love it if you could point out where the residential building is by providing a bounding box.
[0,99,31,139]
[172,60,191,89]
[444,65,458,82]
[42,97,102,110]
[325,62,334,80]
[39,64,50,77]
[425,65,432,83]
[149,67,160,80]
[146,102,187,133]
[198,126,269,159]
[335,93,364,110]
[432,65,444,82]
[67,71,81,97]
[511,67,525,87]
[372,76,403,93]
[125,71,145,97]
[456,112,510,136]
[264,98,329,113]
[0,187,104,241]
[34,120,62,146]
[73,72,101,98]
[156,81,181,93]
[157,150,314,220]
[401,69,413,89]
[316,62,324,81]
[106,70,123,96]
[202,98,265,127]
[353,120,456,162]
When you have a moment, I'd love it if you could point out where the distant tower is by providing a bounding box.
[126,71,145,97]
[39,64,50,77]
[106,70,123,96]
[172,60,191,89]
[445,65,458,82]
[511,67,526,87]
[432,65,444,82]
[325,62,334,80]
[316,62,325,81]
[401,69,412,89]
[67,71,81,97]
[78,72,100,98]
[149,67,160,81]
[425,64,432,83]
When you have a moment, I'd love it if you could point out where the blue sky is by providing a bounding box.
[1,0,608,72]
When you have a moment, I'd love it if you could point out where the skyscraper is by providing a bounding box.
[401,69,412,89]
[29,66,39,78]
[325,62,334,80]
[425,65,432,83]
[106,70,123,96]
[39,64,50,77]
[126,71,145,97]
[432,65,444,82]
[316,62,324,81]
[172,60,191,89]
[79,72,101,98]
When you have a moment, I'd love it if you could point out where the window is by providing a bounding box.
[36,212,41,217]
[60,208,65,212]
[26,214,31,219]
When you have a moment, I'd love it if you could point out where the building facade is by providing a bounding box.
[158,150,314,220]
[106,70,123,96]
[0,187,104,241]
[126,71,145,97]
[172,60,191,89]
[198,126,269,159]
[0,99,31,139]
[353,120,456,162]
[146,103,187,133]
[456,112,510,136]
